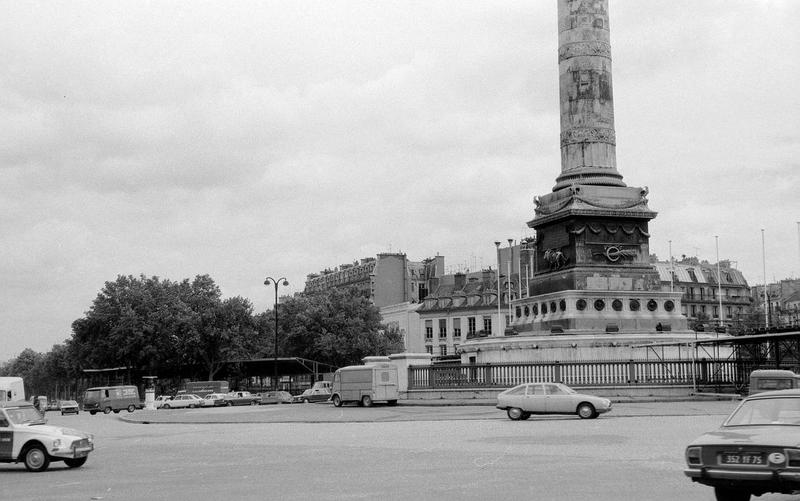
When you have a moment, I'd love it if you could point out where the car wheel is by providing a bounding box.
[189,404,195,408]
[113,409,120,414]
[103,407,112,415]
[89,411,96,415]
[163,403,171,409]
[251,400,257,406]
[23,444,50,472]
[577,403,596,419]
[332,395,342,407]
[713,487,751,501]
[127,404,135,413]
[507,407,524,420]
[65,457,88,468]
[361,395,373,407]
[227,401,232,407]
[387,400,398,406]
[302,398,310,404]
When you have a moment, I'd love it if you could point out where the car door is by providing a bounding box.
[0,413,13,460]
[544,384,574,413]
[524,384,546,413]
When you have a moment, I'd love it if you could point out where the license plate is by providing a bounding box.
[720,453,764,465]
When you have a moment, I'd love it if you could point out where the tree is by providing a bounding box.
[69,274,262,380]
[183,295,262,380]
[280,288,404,368]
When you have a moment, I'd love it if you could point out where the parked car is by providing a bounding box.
[292,387,331,404]
[496,382,612,420]
[161,394,203,409]
[202,393,227,407]
[0,400,94,472]
[684,388,800,501]
[259,391,292,405]
[225,391,259,406]
[154,395,173,409]
[58,400,80,415]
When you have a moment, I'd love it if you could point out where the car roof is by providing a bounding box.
[747,388,800,399]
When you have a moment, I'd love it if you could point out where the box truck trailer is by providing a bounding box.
[331,362,398,407]
[0,377,25,403]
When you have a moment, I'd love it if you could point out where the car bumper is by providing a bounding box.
[52,442,94,459]
[685,467,800,483]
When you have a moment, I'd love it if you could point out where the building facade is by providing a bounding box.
[414,270,508,358]
[304,254,444,308]
[652,258,752,332]
[752,279,800,329]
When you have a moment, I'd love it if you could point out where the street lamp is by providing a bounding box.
[264,276,289,391]
[494,242,502,336]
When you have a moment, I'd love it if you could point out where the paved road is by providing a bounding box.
[2,401,798,501]
[119,398,744,424]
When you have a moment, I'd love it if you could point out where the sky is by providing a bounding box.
[1,0,799,362]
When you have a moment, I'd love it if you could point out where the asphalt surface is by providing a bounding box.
[119,395,743,424]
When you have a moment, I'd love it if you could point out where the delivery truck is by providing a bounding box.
[330,362,398,407]
[184,381,229,396]
[83,385,142,414]
[0,377,25,403]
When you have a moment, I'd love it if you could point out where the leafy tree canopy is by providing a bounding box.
[279,287,404,367]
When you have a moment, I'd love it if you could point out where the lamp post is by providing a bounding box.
[507,238,514,329]
[494,241,502,336]
[264,276,289,391]
[715,236,723,329]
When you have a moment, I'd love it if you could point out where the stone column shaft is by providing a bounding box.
[554,0,625,191]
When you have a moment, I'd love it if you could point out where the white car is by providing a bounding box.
[202,393,227,407]
[160,394,203,409]
[153,395,173,409]
[496,382,612,420]
[0,401,94,472]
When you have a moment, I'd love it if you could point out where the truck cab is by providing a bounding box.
[749,369,800,395]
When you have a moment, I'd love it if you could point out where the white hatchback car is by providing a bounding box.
[0,401,94,472]
[496,382,612,420]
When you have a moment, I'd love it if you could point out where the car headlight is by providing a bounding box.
[52,439,63,450]
[786,449,800,468]
[686,446,702,466]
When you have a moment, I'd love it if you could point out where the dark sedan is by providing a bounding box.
[684,388,800,501]
[59,400,80,415]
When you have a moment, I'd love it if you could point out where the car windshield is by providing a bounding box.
[5,407,46,425]
[725,396,800,426]
[62,401,77,406]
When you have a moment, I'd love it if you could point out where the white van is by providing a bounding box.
[330,363,398,407]
[0,377,25,403]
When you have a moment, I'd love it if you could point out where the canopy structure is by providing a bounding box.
[631,331,800,392]
[227,357,339,379]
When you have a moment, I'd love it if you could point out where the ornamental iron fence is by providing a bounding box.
[407,359,782,393]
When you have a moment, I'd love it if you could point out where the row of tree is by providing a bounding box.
[0,274,403,397]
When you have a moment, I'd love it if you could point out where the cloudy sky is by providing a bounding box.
[1,0,798,361]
